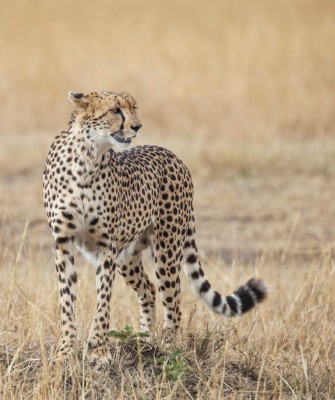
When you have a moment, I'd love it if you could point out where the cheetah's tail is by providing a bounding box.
[182,225,268,317]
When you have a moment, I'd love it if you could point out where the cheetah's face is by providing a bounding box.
[68,90,142,150]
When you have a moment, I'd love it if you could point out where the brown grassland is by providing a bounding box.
[0,0,335,398]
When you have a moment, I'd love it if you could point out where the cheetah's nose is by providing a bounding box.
[131,124,142,132]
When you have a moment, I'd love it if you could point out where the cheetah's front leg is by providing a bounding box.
[88,251,116,363]
[55,247,78,359]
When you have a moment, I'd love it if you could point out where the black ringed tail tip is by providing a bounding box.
[183,226,268,318]
[234,278,268,314]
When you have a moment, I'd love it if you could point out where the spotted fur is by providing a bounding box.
[43,90,267,360]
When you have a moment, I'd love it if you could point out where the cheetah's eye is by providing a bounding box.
[113,107,121,114]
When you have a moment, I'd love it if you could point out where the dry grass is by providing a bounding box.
[0,234,334,399]
[1,0,335,398]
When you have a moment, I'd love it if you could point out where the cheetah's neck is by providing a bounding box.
[69,124,115,182]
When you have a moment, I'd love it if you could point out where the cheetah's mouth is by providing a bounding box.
[111,132,132,144]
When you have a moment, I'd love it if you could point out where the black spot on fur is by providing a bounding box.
[200,280,211,293]
[62,211,73,220]
[191,271,199,279]
[56,237,69,245]
[234,287,255,313]
[226,296,238,315]
[212,291,221,308]
[187,254,197,264]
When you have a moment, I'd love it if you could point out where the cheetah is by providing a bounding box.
[43,90,267,361]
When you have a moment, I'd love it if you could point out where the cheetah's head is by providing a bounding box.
[68,90,142,150]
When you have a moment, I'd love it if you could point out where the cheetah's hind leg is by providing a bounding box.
[117,251,156,334]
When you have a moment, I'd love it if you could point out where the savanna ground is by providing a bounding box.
[1,1,335,399]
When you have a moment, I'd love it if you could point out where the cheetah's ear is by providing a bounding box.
[68,91,90,110]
